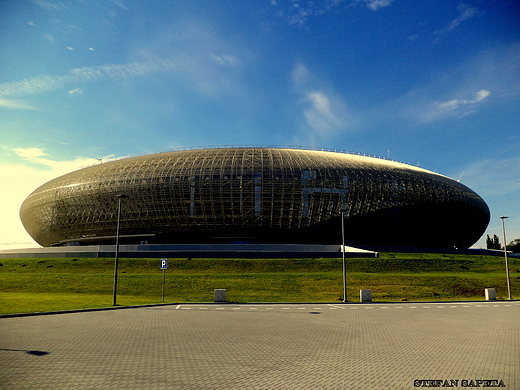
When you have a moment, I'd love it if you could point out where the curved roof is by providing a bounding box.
[20,147,489,248]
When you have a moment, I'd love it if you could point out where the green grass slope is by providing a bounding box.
[0,253,518,314]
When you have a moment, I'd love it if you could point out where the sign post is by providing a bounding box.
[160,259,168,302]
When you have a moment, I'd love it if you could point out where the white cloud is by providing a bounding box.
[32,0,67,11]
[0,21,247,104]
[273,0,346,26]
[291,63,355,139]
[272,0,392,27]
[475,89,491,101]
[0,99,38,110]
[110,0,129,11]
[423,89,491,122]
[0,147,111,248]
[0,60,182,98]
[392,43,520,126]
[14,147,47,159]
[349,0,393,11]
[43,33,55,42]
[68,88,83,95]
[210,54,242,67]
[437,89,490,110]
[128,18,250,99]
[364,0,393,11]
[291,63,312,88]
[435,4,480,35]
[304,92,342,133]
[456,156,520,197]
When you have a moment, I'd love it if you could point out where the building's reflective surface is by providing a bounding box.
[20,147,490,248]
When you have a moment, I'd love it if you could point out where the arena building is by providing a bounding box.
[20,146,490,250]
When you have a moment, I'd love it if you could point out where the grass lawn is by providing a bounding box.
[0,253,518,314]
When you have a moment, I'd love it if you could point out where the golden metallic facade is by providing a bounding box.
[20,147,489,248]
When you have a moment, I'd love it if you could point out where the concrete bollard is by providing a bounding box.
[214,289,227,303]
[360,289,372,303]
[484,288,496,301]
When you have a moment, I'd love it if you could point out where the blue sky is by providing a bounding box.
[1,0,519,249]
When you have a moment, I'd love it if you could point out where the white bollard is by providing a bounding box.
[484,288,496,301]
[360,289,372,303]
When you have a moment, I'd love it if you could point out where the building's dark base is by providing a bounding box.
[49,209,485,250]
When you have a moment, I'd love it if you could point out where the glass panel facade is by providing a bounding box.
[20,147,490,248]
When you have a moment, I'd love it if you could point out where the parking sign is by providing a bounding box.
[160,259,168,269]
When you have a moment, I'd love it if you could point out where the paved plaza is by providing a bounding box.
[1,301,518,389]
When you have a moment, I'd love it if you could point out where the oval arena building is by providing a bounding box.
[20,146,490,249]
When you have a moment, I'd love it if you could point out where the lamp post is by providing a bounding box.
[500,216,512,300]
[341,209,347,302]
[113,194,128,306]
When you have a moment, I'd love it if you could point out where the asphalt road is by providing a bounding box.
[1,301,518,389]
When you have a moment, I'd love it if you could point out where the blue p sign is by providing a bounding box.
[160,259,168,269]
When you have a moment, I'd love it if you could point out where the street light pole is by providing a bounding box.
[341,209,347,302]
[500,216,512,300]
[113,194,128,306]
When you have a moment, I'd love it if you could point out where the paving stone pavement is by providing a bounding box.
[0,301,518,389]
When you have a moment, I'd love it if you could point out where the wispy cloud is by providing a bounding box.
[304,92,343,133]
[292,63,312,88]
[7,146,112,171]
[359,0,393,11]
[0,99,38,110]
[392,43,520,126]
[210,54,242,67]
[436,89,490,110]
[110,0,129,12]
[32,0,67,11]
[272,0,393,27]
[271,0,342,27]
[286,2,326,27]
[0,60,182,98]
[435,4,481,35]
[14,147,47,159]
[457,156,520,197]
[43,33,55,42]
[423,89,491,122]
[291,63,355,139]
[131,19,249,100]
[0,32,245,101]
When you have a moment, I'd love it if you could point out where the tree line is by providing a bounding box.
[486,234,520,252]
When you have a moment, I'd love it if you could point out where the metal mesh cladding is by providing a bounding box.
[20,147,490,248]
